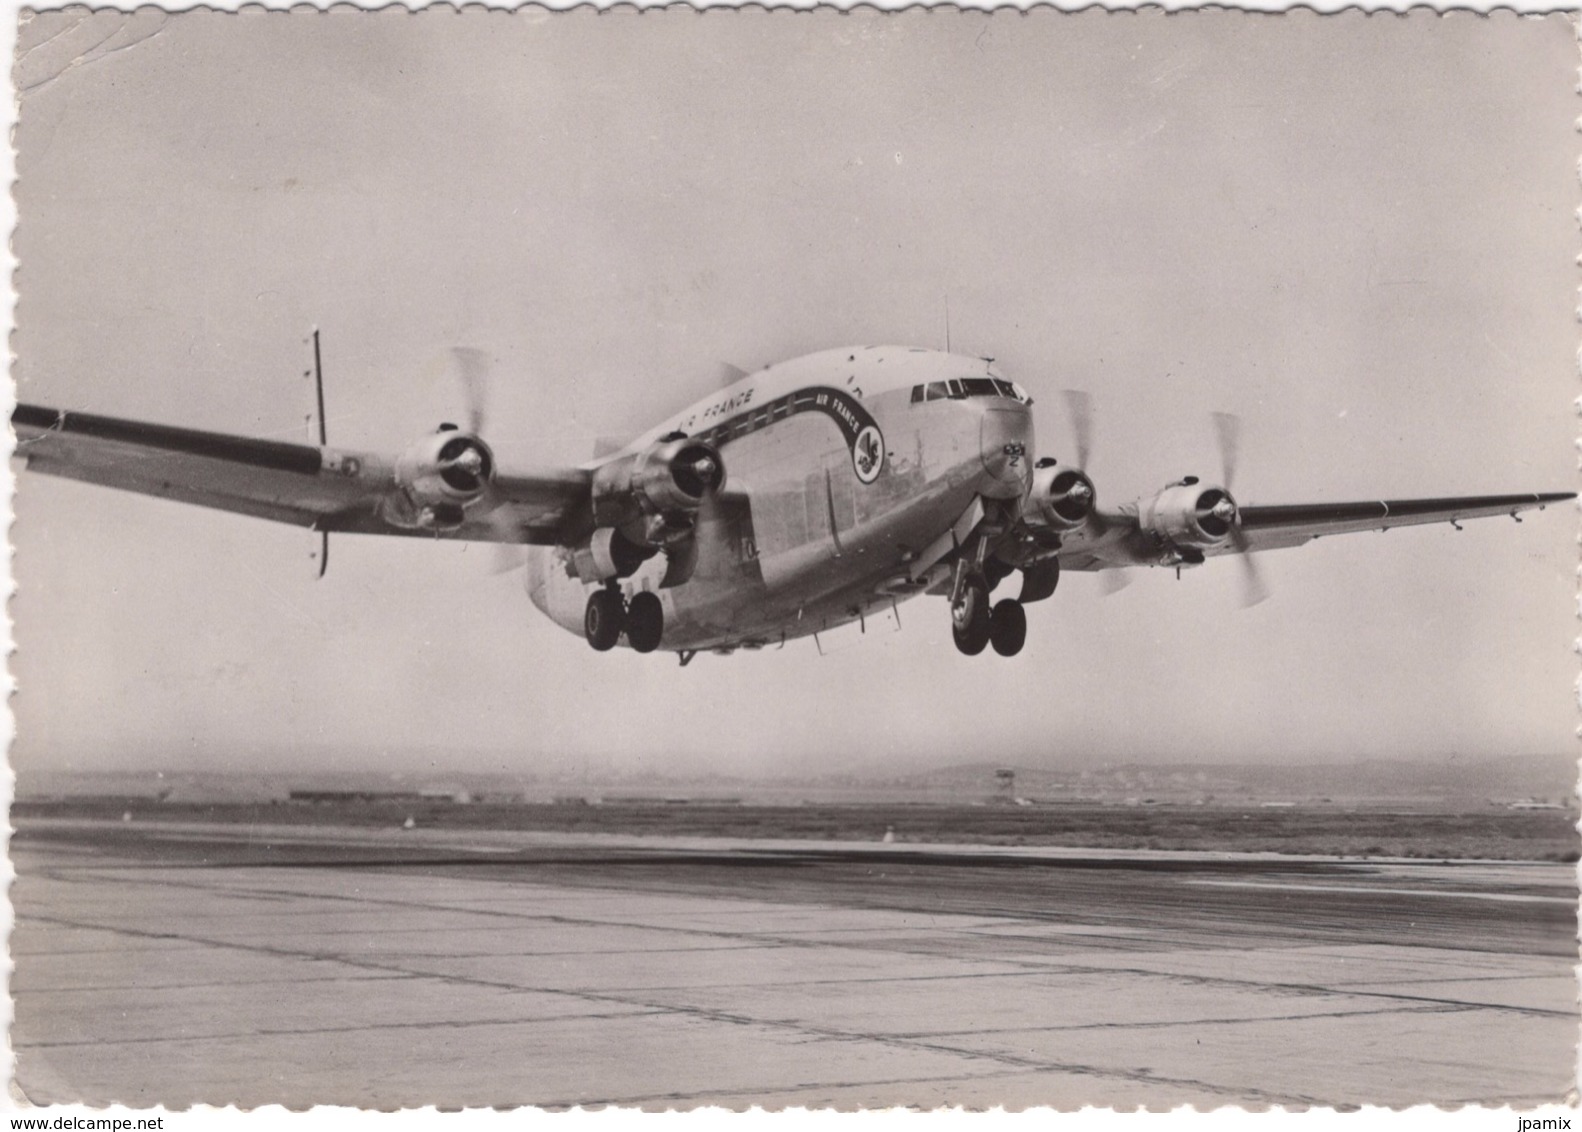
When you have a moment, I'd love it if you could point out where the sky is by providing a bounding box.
[9,8,1576,780]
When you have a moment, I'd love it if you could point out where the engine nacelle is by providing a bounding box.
[1142,480,1238,552]
[389,428,495,530]
[567,527,652,584]
[631,437,726,515]
[591,435,725,546]
[1022,464,1095,534]
[565,436,727,584]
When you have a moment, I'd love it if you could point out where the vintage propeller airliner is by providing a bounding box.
[12,341,1572,664]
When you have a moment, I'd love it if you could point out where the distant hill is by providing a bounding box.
[864,755,1577,806]
[17,752,1575,808]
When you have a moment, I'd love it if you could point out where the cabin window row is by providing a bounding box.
[695,393,803,446]
[910,378,1031,404]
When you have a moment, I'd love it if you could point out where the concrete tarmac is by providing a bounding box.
[11,818,1577,1109]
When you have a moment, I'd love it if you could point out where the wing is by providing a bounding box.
[1221,492,1574,555]
[12,403,591,545]
[1055,491,1572,572]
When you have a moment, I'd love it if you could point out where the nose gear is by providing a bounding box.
[988,599,1027,656]
[947,506,1038,658]
[951,575,991,655]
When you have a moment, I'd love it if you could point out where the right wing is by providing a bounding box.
[1056,491,1572,572]
[12,403,592,545]
[1229,494,1574,553]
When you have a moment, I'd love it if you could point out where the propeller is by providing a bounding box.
[1051,390,1111,540]
[1100,569,1133,597]
[485,518,531,576]
[452,347,492,436]
[1210,410,1268,607]
[1061,390,1095,470]
[1211,410,1240,493]
[447,347,531,574]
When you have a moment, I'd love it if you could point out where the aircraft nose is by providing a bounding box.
[980,405,1033,499]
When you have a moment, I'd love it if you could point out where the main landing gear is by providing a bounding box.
[951,552,1053,658]
[583,586,664,653]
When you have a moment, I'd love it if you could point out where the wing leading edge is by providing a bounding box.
[1224,493,1574,554]
[1054,491,1572,573]
[14,404,1572,563]
[12,403,592,545]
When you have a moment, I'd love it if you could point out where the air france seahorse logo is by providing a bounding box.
[853,424,884,484]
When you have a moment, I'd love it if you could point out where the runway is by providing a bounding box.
[12,817,1577,1109]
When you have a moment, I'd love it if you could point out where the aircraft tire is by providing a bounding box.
[951,576,992,656]
[989,599,1027,657]
[584,589,625,651]
[625,591,664,654]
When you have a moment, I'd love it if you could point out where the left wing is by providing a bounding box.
[12,403,592,544]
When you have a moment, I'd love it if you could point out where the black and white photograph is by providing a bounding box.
[8,4,1577,1113]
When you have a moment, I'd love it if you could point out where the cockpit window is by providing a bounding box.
[910,378,1030,404]
[993,379,1033,404]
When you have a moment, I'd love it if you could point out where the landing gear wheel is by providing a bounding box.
[625,591,664,654]
[989,599,1027,657]
[584,589,625,652]
[951,576,992,656]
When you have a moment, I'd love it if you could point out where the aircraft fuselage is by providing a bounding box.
[525,346,1034,653]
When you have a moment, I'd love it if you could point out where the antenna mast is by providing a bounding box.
[310,328,329,578]
[311,328,328,446]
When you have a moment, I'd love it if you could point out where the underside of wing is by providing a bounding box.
[14,404,363,526]
[1052,491,1572,575]
[1221,492,1574,555]
[13,403,592,545]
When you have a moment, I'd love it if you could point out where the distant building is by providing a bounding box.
[288,789,467,804]
[993,768,1016,804]
[420,786,472,804]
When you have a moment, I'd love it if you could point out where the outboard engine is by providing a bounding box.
[1140,478,1238,564]
[386,426,495,530]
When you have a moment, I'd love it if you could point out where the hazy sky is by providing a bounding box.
[10,9,1575,779]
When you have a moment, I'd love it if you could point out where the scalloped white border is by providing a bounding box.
[1,0,1574,1126]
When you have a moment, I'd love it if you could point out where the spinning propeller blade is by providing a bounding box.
[448,347,529,574]
[1061,390,1094,469]
[1211,411,1241,493]
[1100,569,1132,597]
[1230,524,1269,608]
[487,512,529,575]
[1211,410,1267,606]
[452,348,492,436]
